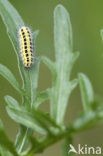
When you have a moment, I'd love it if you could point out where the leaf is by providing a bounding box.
[0,120,18,156]
[50,4,78,125]
[6,107,47,135]
[54,4,73,61]
[30,57,40,107]
[33,30,39,42]
[0,64,22,93]
[72,110,103,133]
[34,89,50,109]
[72,111,99,132]
[78,73,94,112]
[70,79,78,91]
[69,51,80,71]
[31,31,40,104]
[4,95,20,109]
[15,126,32,155]
[41,56,56,75]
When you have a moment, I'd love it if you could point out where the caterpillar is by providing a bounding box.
[18,26,34,68]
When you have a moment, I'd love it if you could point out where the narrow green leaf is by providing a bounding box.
[6,107,47,135]
[4,95,20,109]
[69,51,80,71]
[41,56,56,75]
[0,64,21,93]
[78,73,94,112]
[70,79,78,91]
[15,126,32,155]
[30,57,40,107]
[33,30,39,42]
[50,4,78,125]
[30,32,40,106]
[34,89,50,109]
[54,4,73,62]
[0,120,18,156]
[72,111,99,132]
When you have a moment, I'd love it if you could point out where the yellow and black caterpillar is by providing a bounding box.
[18,26,34,68]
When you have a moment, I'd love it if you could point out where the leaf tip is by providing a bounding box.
[78,72,84,79]
[33,29,39,38]
[4,95,8,101]
[54,4,68,14]
[55,4,64,9]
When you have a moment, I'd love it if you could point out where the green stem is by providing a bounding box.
[28,110,103,155]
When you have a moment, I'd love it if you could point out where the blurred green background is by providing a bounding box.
[0,0,103,155]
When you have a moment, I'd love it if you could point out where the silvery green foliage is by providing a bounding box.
[0,0,103,155]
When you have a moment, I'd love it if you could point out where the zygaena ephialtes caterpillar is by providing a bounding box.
[18,26,34,68]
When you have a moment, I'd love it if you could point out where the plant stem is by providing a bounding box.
[28,110,103,155]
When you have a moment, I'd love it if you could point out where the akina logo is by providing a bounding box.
[68,144,102,155]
